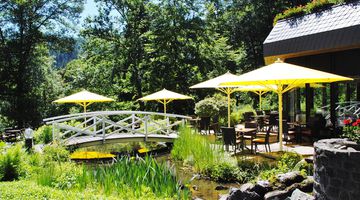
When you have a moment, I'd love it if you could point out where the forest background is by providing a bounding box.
[0,0,311,128]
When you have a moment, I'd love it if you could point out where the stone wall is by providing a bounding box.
[314,139,360,200]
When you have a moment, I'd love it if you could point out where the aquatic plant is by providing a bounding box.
[79,156,189,199]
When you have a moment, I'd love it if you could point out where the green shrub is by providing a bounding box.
[34,125,53,144]
[195,97,219,117]
[37,162,82,190]
[43,144,70,163]
[0,144,27,181]
[204,162,241,182]
[258,152,304,182]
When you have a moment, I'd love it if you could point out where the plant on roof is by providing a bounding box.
[274,0,352,25]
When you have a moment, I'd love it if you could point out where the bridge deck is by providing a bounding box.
[65,133,178,148]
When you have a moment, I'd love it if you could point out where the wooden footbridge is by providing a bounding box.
[44,111,191,148]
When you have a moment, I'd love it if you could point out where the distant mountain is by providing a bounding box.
[51,38,83,68]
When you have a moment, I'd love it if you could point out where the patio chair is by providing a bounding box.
[244,122,258,152]
[252,125,272,154]
[283,121,296,144]
[221,127,241,154]
[256,110,264,116]
[243,112,255,122]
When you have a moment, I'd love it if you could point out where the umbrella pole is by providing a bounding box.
[163,99,167,114]
[259,92,262,110]
[278,92,283,151]
[227,91,231,127]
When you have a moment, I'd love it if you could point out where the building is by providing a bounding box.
[263,1,360,127]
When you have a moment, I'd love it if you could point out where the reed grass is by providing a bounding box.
[79,156,188,199]
[171,126,237,173]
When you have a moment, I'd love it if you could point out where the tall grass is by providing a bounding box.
[171,126,237,173]
[79,156,188,199]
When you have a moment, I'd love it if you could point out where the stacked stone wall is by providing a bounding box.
[314,139,360,200]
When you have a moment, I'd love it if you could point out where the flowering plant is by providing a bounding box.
[342,118,360,144]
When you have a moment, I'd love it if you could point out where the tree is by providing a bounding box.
[0,0,84,127]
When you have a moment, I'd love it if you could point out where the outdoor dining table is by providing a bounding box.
[235,127,257,153]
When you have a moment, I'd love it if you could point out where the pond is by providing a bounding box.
[72,144,279,199]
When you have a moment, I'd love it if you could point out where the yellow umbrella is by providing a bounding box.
[190,72,241,127]
[235,83,324,110]
[53,90,115,112]
[235,85,275,110]
[221,58,353,151]
[138,88,192,114]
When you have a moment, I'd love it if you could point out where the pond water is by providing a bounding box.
[156,152,277,199]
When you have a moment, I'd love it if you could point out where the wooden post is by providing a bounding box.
[144,115,148,142]
[322,84,327,107]
[132,114,135,133]
[357,82,360,101]
[283,92,289,121]
[330,83,338,127]
[305,83,314,124]
[102,119,105,143]
[93,117,97,136]
[346,83,351,102]
[296,89,301,115]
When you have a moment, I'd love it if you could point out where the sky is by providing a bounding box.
[81,0,99,21]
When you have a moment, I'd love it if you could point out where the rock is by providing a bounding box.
[264,190,291,200]
[251,180,272,197]
[240,183,255,192]
[289,189,314,200]
[190,174,201,182]
[219,194,229,200]
[215,185,229,190]
[226,187,261,200]
[192,185,199,191]
[304,157,313,163]
[297,177,314,193]
[277,171,305,186]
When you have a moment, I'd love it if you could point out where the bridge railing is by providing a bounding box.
[43,111,192,144]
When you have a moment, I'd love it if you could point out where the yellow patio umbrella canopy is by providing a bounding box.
[221,59,353,151]
[138,89,192,113]
[235,85,275,110]
[53,90,115,112]
[190,72,241,127]
[235,83,323,110]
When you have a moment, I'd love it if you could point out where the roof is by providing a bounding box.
[263,2,360,62]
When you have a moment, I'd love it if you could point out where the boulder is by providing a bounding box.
[264,190,291,200]
[289,189,314,200]
[215,185,229,190]
[240,183,255,192]
[251,180,272,197]
[219,194,229,200]
[226,187,262,200]
[286,176,314,193]
[277,171,305,186]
